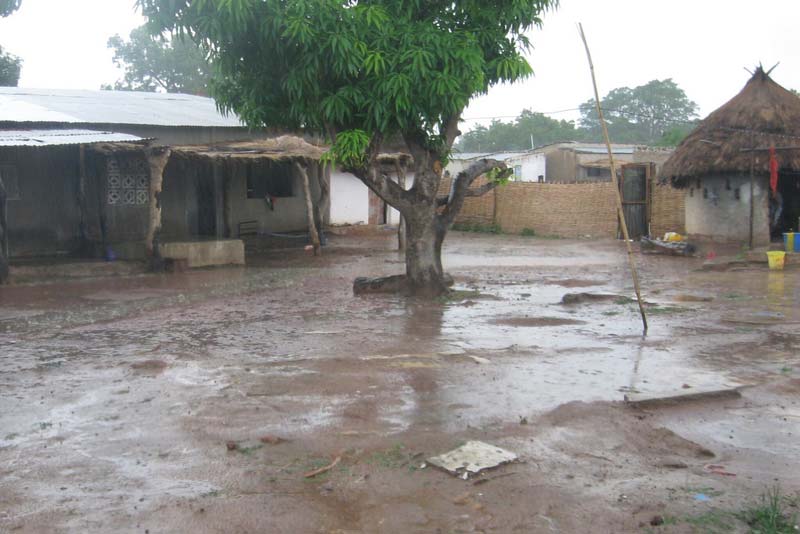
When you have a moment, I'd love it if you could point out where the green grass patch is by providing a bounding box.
[520,228,536,237]
[739,486,799,534]
[452,222,504,234]
[646,305,690,315]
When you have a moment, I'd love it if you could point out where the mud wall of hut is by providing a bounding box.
[0,145,83,257]
[684,174,770,246]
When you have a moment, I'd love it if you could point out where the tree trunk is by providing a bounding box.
[404,212,448,296]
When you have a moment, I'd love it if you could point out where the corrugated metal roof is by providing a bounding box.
[0,88,245,128]
[576,146,634,155]
[452,151,535,161]
[0,128,144,147]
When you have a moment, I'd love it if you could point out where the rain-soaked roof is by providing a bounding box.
[0,128,144,147]
[0,88,245,128]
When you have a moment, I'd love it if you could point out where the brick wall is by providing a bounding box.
[442,174,685,239]
[650,182,686,237]
[495,182,619,237]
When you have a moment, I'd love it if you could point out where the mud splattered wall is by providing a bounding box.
[0,145,83,257]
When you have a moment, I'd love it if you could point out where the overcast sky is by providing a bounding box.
[1,0,799,133]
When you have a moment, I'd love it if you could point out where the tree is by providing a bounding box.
[139,0,557,295]
[105,25,211,95]
[0,0,20,17]
[0,46,21,86]
[457,110,583,152]
[0,0,22,87]
[579,79,698,145]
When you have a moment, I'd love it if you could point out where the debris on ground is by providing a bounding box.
[560,292,631,305]
[640,236,696,256]
[427,441,518,479]
[705,464,737,477]
[303,456,342,478]
[259,435,288,445]
[623,386,743,407]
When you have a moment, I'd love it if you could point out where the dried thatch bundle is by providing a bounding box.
[172,135,326,162]
[661,68,800,187]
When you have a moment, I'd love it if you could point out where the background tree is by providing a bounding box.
[139,0,557,295]
[457,110,582,152]
[579,79,698,145]
[105,25,211,95]
[0,0,20,17]
[0,46,21,86]
[0,0,22,87]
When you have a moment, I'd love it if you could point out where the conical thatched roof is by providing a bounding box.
[661,68,800,187]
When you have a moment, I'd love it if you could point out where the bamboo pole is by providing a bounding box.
[295,161,321,256]
[579,23,648,335]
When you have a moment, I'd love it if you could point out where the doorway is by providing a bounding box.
[619,164,651,240]
[772,170,800,239]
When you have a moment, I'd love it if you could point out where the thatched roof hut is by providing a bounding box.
[662,68,800,186]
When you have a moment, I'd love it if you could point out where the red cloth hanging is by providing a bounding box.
[769,146,779,195]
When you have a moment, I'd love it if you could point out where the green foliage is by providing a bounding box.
[321,130,370,170]
[0,45,21,87]
[740,486,799,534]
[138,0,558,164]
[0,0,20,17]
[579,79,699,145]
[105,25,212,94]
[452,222,504,234]
[458,109,584,152]
[520,228,536,237]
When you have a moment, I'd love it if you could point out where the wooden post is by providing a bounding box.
[313,163,330,246]
[579,23,648,335]
[144,146,172,259]
[748,133,755,249]
[295,161,321,255]
[394,161,407,252]
[0,172,8,284]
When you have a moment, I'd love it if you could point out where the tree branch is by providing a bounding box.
[441,113,462,150]
[353,167,413,214]
[439,158,510,226]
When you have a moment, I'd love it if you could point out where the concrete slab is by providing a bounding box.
[160,239,245,268]
[428,441,518,479]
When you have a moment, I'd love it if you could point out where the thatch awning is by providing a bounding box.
[661,68,800,187]
[172,135,325,163]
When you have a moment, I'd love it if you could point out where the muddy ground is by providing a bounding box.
[1,232,799,533]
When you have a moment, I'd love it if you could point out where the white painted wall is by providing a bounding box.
[330,170,414,226]
[506,153,547,182]
[330,171,369,225]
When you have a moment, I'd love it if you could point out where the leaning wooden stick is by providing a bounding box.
[303,456,341,478]
[578,23,648,335]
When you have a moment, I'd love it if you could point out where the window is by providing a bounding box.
[106,155,149,206]
[246,161,294,199]
[537,175,544,183]
[586,167,611,180]
[0,164,20,200]
[513,165,522,180]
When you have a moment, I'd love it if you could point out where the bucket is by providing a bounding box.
[783,232,800,252]
[767,251,786,270]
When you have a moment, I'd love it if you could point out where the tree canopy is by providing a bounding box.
[457,79,699,151]
[457,110,583,152]
[0,0,20,17]
[105,25,211,94]
[0,46,21,86]
[578,78,698,145]
[0,0,21,86]
[138,0,557,295]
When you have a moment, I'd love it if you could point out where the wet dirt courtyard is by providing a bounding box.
[1,232,799,533]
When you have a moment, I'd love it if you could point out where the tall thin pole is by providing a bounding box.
[748,133,755,249]
[579,23,648,335]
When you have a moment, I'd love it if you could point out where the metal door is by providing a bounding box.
[620,164,650,240]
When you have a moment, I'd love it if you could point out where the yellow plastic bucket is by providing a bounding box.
[767,251,786,270]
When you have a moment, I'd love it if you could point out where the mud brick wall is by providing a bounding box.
[650,182,686,237]
[438,176,496,225]
[495,182,619,237]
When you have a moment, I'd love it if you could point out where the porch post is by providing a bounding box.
[294,161,321,256]
[144,147,172,259]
